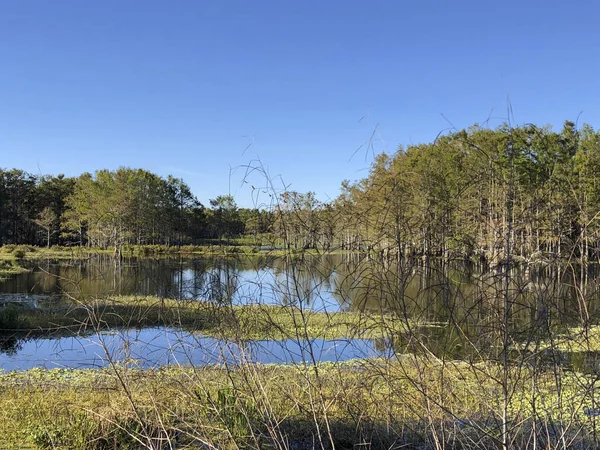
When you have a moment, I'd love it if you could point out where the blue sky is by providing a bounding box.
[1,1,598,207]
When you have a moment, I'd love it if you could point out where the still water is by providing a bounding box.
[0,255,598,370]
[1,254,598,321]
[0,256,351,312]
[0,327,389,371]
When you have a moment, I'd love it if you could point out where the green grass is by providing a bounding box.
[0,295,598,448]
[0,245,113,261]
[0,295,415,340]
[536,325,600,352]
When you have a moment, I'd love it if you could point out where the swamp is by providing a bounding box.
[0,251,600,449]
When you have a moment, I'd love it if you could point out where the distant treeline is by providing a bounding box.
[3,120,600,261]
[0,168,272,248]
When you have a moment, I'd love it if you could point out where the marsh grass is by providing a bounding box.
[0,295,415,341]
[0,359,599,449]
[0,242,345,263]
[3,253,600,449]
[3,255,600,449]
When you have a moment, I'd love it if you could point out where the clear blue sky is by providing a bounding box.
[1,1,598,207]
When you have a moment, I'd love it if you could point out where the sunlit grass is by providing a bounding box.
[0,295,417,340]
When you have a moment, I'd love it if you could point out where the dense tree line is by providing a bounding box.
[267,120,600,263]
[4,120,600,262]
[0,167,272,249]
[0,170,74,247]
[329,120,600,262]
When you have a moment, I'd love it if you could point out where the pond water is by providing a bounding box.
[2,254,599,321]
[0,328,390,371]
[0,256,350,312]
[1,254,599,370]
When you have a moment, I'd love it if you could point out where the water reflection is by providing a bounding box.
[2,254,600,369]
[1,255,599,326]
[0,256,350,312]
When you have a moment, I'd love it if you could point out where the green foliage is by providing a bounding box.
[1,244,35,255]
[332,120,600,261]
[0,295,413,341]
[0,166,267,249]
[25,409,172,450]
[3,119,599,261]
[0,361,597,449]
[0,258,29,280]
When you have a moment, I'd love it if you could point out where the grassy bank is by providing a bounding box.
[0,243,350,261]
[0,358,596,449]
[0,295,413,340]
